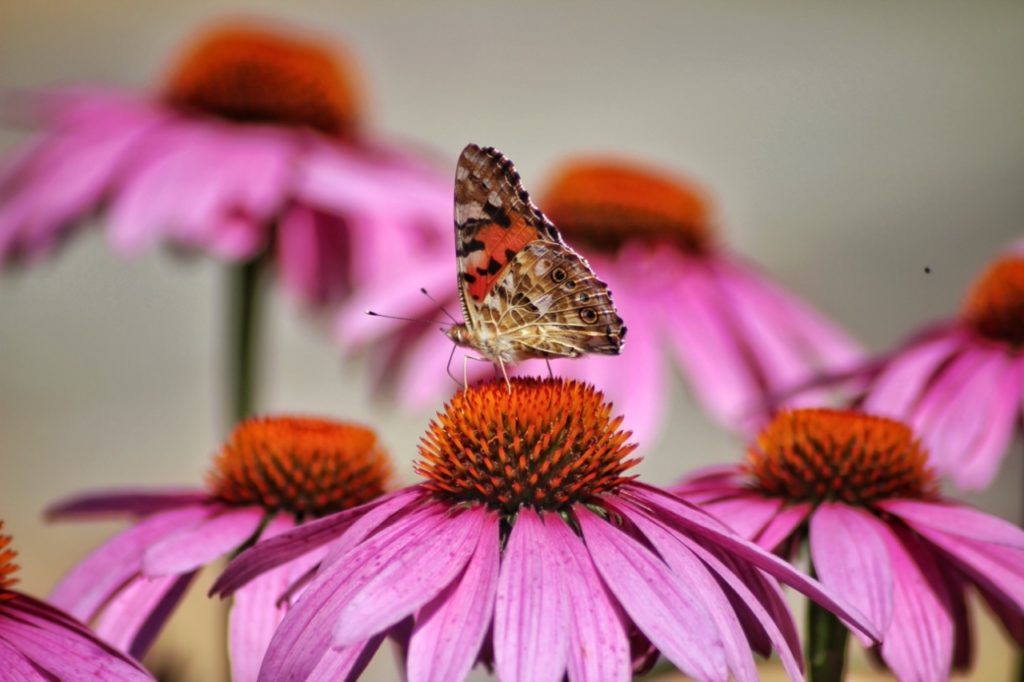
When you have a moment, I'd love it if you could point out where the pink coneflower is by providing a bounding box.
[675,408,1024,681]
[0,521,152,680]
[0,22,449,306]
[213,379,878,682]
[47,416,393,682]
[858,246,1024,490]
[338,157,862,443]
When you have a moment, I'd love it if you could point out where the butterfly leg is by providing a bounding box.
[495,358,512,392]
[545,358,553,380]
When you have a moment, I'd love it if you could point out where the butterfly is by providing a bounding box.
[445,144,626,385]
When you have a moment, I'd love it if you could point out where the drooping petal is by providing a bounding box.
[331,506,485,646]
[258,505,443,682]
[545,519,630,682]
[211,489,420,597]
[144,507,264,576]
[577,507,728,681]
[94,571,196,659]
[809,504,894,642]
[49,505,210,620]
[0,636,45,681]
[619,503,757,682]
[407,509,500,682]
[755,502,811,552]
[698,495,783,540]
[879,499,1024,550]
[45,489,209,518]
[624,483,881,642]
[862,332,964,417]
[952,357,1024,489]
[493,509,570,682]
[302,634,385,682]
[876,522,954,682]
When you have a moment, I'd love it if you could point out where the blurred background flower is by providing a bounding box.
[338,154,863,445]
[45,415,392,682]
[0,19,451,422]
[2,2,1023,679]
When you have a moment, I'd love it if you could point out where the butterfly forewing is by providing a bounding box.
[451,143,626,363]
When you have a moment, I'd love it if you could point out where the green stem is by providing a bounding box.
[807,568,850,682]
[226,258,264,426]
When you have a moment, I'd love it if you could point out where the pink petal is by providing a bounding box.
[577,507,728,681]
[258,504,444,682]
[211,489,418,597]
[407,510,500,682]
[301,634,385,682]
[46,489,209,518]
[50,504,210,620]
[699,495,783,540]
[952,357,1024,489]
[809,504,894,643]
[493,510,570,682]
[879,499,1024,550]
[621,504,757,682]
[0,637,45,681]
[331,507,485,646]
[755,502,811,552]
[94,572,196,659]
[0,603,150,681]
[625,483,882,643]
[863,332,964,417]
[276,205,351,306]
[143,507,264,576]
[545,519,630,682]
[876,522,954,682]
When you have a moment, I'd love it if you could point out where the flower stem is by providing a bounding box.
[227,258,264,426]
[806,581,849,682]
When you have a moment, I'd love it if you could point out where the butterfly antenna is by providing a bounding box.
[420,287,458,324]
[365,310,451,326]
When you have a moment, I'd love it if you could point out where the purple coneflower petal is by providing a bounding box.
[546,518,631,682]
[879,499,1024,549]
[46,489,209,518]
[877,522,954,682]
[755,502,811,551]
[259,505,443,682]
[0,603,147,681]
[276,205,349,305]
[493,510,571,682]
[407,510,500,682]
[212,490,417,597]
[621,504,757,682]
[578,507,728,681]
[953,358,1024,489]
[303,633,385,682]
[809,504,894,643]
[0,638,43,681]
[331,506,485,646]
[95,572,196,659]
[143,506,264,576]
[862,333,964,417]
[700,495,783,540]
[626,483,881,642]
[50,504,209,620]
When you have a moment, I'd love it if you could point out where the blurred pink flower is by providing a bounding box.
[46,416,392,682]
[337,157,862,443]
[0,521,152,680]
[213,379,878,682]
[675,408,1024,681]
[0,23,449,307]
[857,242,1024,490]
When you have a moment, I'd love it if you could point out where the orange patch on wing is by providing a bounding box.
[464,218,540,301]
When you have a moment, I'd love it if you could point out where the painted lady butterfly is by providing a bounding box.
[445,144,626,383]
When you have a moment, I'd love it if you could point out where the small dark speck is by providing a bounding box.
[924,266,931,274]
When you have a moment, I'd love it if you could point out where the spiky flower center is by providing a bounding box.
[747,409,938,506]
[208,416,392,520]
[163,24,361,137]
[962,256,1024,347]
[416,378,639,514]
[0,523,18,600]
[541,160,714,254]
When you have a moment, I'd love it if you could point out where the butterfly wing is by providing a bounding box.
[453,144,561,327]
[478,240,627,358]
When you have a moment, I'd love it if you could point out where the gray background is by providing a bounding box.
[1,1,1021,679]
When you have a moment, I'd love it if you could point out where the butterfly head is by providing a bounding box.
[445,323,472,348]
